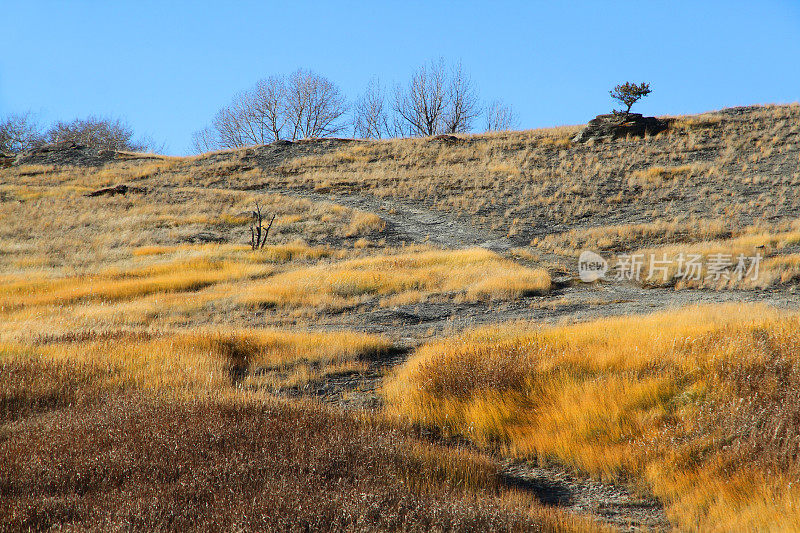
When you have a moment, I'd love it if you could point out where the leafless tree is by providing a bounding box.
[191,125,220,153]
[193,71,347,152]
[251,76,287,142]
[484,99,518,132]
[352,77,390,139]
[442,62,480,134]
[0,112,45,153]
[285,69,347,139]
[46,116,156,152]
[193,77,289,153]
[393,59,480,137]
[393,59,447,136]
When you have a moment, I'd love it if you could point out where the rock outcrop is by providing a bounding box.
[572,113,669,143]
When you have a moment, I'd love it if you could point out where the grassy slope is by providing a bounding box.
[2,104,800,530]
[1,394,598,532]
[385,305,800,531]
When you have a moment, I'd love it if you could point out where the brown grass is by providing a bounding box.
[384,304,800,531]
[0,395,597,532]
[243,104,800,251]
[3,104,800,530]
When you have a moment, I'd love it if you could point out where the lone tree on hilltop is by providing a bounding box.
[610,82,651,115]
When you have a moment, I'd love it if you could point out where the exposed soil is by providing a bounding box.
[249,186,799,531]
[501,460,671,531]
[270,188,516,251]
[11,129,798,530]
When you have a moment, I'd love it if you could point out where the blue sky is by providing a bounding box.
[1,1,798,154]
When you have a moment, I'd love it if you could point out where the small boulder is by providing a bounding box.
[432,134,462,144]
[572,113,669,143]
[85,184,146,197]
[183,231,225,244]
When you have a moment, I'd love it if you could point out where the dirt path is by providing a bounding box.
[269,187,800,332]
[264,188,515,251]
[260,186,800,531]
[501,459,670,531]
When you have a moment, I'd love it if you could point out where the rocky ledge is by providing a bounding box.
[572,113,669,143]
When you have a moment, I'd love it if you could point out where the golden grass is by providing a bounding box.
[344,211,386,237]
[242,248,551,311]
[0,176,385,277]
[628,227,800,288]
[0,257,272,311]
[627,163,707,187]
[4,104,800,530]
[1,328,390,398]
[384,304,800,531]
[535,219,732,255]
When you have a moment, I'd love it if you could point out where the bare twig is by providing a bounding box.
[250,202,275,250]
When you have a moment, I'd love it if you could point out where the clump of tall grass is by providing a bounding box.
[0,328,391,403]
[384,304,800,530]
[242,248,550,310]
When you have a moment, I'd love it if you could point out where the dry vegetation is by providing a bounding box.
[257,105,800,258]
[385,304,800,531]
[0,149,571,529]
[3,104,800,530]
[1,394,601,532]
[242,248,550,312]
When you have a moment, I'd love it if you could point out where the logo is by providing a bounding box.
[578,250,608,282]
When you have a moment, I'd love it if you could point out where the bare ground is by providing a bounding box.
[8,126,799,530]
[247,186,800,531]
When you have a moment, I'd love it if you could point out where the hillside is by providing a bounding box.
[2,104,800,531]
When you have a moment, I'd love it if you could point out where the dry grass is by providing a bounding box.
[0,328,390,402]
[534,219,733,256]
[626,225,800,289]
[0,257,272,311]
[384,304,800,531]
[0,394,598,532]
[246,104,800,250]
[3,104,800,530]
[0,173,385,276]
[242,248,550,311]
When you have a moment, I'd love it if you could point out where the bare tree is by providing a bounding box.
[484,99,518,132]
[442,61,480,134]
[393,59,447,137]
[393,59,480,137]
[46,116,155,152]
[193,71,346,152]
[193,77,289,152]
[214,95,254,148]
[191,124,221,153]
[250,202,275,250]
[285,69,347,139]
[251,76,287,142]
[352,77,390,139]
[0,112,45,153]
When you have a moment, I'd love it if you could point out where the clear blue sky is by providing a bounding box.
[2,1,798,154]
